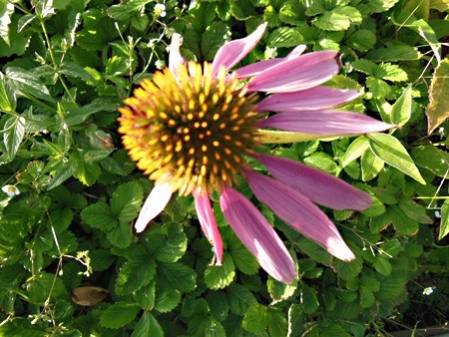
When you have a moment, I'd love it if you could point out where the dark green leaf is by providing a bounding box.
[100,302,140,329]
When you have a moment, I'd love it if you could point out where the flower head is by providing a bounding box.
[1,185,20,197]
[119,24,392,283]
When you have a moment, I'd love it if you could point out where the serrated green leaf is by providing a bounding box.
[204,256,235,290]
[242,303,269,336]
[439,199,449,240]
[131,312,164,337]
[229,0,255,19]
[347,29,376,52]
[0,72,16,113]
[6,67,54,103]
[155,287,181,313]
[268,27,304,48]
[267,278,297,301]
[110,181,143,224]
[100,302,140,329]
[3,115,25,162]
[314,6,361,31]
[107,221,133,248]
[156,223,187,263]
[373,256,392,276]
[375,63,408,82]
[158,262,196,293]
[227,284,257,315]
[301,284,319,314]
[229,239,259,275]
[367,45,421,62]
[368,133,425,184]
[80,201,116,231]
[115,259,155,295]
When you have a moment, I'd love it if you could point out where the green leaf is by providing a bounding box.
[375,63,408,82]
[0,72,16,113]
[268,27,304,48]
[229,239,259,275]
[3,115,25,162]
[439,199,449,240]
[390,85,412,126]
[80,201,116,231]
[201,21,230,60]
[110,181,143,224]
[373,256,392,276]
[427,57,449,134]
[366,76,391,98]
[227,284,257,315]
[340,136,369,167]
[267,278,296,301]
[335,256,363,280]
[100,302,140,329]
[361,149,384,181]
[107,221,133,248]
[115,259,155,295]
[242,303,269,336]
[229,0,255,19]
[131,312,164,337]
[107,0,153,21]
[0,1,14,46]
[412,145,449,177]
[314,6,362,31]
[6,67,54,103]
[301,284,319,314]
[156,223,188,263]
[367,45,421,62]
[204,257,236,290]
[347,29,376,52]
[158,262,196,293]
[368,133,425,184]
[25,273,67,305]
[34,0,55,18]
[155,287,181,313]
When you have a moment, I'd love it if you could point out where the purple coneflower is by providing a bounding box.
[118,23,391,283]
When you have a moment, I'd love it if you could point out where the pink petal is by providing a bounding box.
[235,45,307,78]
[169,33,185,77]
[255,153,371,211]
[220,185,297,283]
[244,170,355,261]
[259,110,392,136]
[212,23,267,77]
[247,51,339,93]
[134,182,172,233]
[193,189,224,265]
[257,86,361,112]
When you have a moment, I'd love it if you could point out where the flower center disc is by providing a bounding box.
[118,62,260,195]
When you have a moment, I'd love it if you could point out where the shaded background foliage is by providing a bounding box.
[0,0,449,336]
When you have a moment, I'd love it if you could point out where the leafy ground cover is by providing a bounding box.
[0,0,449,336]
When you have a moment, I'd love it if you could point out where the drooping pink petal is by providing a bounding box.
[244,169,355,261]
[169,33,185,77]
[257,86,361,112]
[220,185,297,283]
[255,153,371,211]
[193,189,224,265]
[247,51,339,93]
[236,45,307,78]
[134,182,172,233]
[211,23,267,77]
[259,110,392,136]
